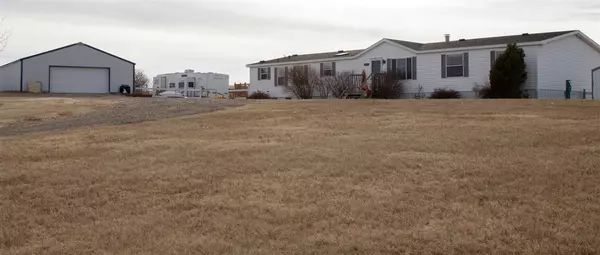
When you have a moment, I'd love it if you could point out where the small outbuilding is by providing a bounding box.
[0,42,135,93]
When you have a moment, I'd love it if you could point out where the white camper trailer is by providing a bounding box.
[153,70,229,98]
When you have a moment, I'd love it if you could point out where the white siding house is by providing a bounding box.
[247,30,600,99]
[0,42,135,93]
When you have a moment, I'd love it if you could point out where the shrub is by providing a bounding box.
[285,66,318,99]
[325,73,357,99]
[371,71,405,99]
[429,88,461,99]
[248,90,271,99]
[473,82,493,99]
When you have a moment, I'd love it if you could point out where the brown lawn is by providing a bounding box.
[0,95,114,127]
[1,99,600,254]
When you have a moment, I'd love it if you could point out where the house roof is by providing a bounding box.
[415,30,576,51]
[0,42,135,68]
[248,30,578,66]
[383,39,424,51]
[250,49,363,65]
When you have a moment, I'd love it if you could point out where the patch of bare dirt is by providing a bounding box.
[0,98,245,136]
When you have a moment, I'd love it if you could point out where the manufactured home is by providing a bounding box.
[247,30,600,99]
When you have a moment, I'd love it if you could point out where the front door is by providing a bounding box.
[371,60,382,75]
[593,67,600,99]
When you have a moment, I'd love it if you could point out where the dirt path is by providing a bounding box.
[0,98,246,136]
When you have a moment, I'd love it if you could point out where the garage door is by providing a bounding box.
[594,68,600,99]
[50,67,109,93]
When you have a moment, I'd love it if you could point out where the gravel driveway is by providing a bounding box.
[0,98,246,137]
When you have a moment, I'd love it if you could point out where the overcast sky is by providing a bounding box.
[0,0,599,83]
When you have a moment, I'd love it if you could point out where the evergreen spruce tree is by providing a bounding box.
[490,43,528,98]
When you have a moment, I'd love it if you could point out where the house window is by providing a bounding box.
[323,62,333,76]
[169,82,175,88]
[388,59,408,79]
[259,67,269,80]
[277,68,286,86]
[182,74,188,77]
[446,54,464,77]
[396,59,407,79]
[188,82,195,88]
[178,82,185,88]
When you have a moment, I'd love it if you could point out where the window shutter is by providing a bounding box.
[406,58,412,80]
[320,63,324,77]
[387,59,393,72]
[332,62,336,75]
[412,57,417,80]
[257,68,261,81]
[284,67,288,86]
[464,53,469,77]
[441,55,447,78]
[490,51,496,69]
[267,67,271,80]
[304,65,308,79]
[274,68,278,86]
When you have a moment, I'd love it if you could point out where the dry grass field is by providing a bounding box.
[1,98,600,254]
[0,95,114,128]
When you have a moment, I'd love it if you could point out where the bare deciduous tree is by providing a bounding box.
[323,73,359,99]
[134,69,150,88]
[285,66,316,99]
[0,18,12,53]
[311,71,329,99]
[286,68,362,99]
